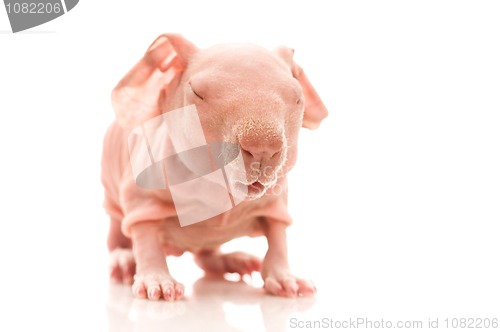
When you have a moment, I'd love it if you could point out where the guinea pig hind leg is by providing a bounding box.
[108,218,135,285]
[194,248,261,276]
[109,248,136,285]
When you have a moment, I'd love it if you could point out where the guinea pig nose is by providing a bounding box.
[241,147,282,160]
[240,138,284,161]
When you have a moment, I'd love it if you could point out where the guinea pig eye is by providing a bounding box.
[189,83,204,100]
[296,98,302,105]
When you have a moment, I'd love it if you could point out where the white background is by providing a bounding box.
[0,1,499,331]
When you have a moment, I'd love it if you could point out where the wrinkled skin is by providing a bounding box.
[103,34,327,301]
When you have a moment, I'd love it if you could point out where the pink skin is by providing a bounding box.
[104,34,327,300]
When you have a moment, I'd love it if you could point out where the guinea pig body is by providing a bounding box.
[103,34,327,300]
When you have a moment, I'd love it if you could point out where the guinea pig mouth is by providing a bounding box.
[247,181,266,195]
[232,180,268,200]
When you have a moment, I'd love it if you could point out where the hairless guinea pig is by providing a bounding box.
[102,33,328,301]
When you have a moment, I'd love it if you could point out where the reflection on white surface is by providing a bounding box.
[107,275,315,332]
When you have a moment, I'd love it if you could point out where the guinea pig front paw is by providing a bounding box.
[262,266,316,297]
[109,248,136,285]
[132,272,184,301]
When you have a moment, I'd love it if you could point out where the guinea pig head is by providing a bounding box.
[112,34,327,199]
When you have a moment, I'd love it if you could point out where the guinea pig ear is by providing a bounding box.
[275,46,328,130]
[112,33,198,129]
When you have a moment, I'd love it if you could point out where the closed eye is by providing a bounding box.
[189,82,204,100]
